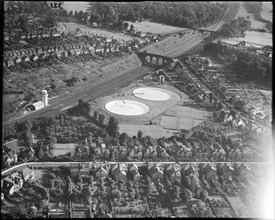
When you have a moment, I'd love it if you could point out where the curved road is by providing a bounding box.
[153,2,241,58]
[2,161,270,176]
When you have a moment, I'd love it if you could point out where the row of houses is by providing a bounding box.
[50,133,244,163]
[68,162,253,183]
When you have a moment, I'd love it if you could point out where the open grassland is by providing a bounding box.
[260,2,273,22]
[126,21,188,34]
[235,2,272,29]
[223,31,272,46]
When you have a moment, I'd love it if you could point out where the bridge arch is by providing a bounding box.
[137,52,173,67]
[151,56,157,65]
[157,58,163,65]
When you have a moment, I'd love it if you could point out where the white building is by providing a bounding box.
[41,89,48,107]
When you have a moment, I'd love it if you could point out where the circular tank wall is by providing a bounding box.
[105,100,150,116]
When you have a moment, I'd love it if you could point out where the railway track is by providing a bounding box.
[2,66,154,130]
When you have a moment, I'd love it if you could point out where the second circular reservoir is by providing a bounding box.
[133,87,172,101]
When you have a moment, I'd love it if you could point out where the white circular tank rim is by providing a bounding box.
[105,100,150,116]
[133,87,172,101]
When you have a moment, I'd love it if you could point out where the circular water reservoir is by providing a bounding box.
[105,100,150,116]
[133,87,172,101]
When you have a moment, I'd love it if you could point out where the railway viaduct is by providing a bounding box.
[136,51,174,67]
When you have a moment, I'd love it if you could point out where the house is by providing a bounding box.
[128,164,140,181]
[159,148,169,160]
[95,144,103,158]
[21,167,35,181]
[182,163,198,176]
[212,142,226,161]
[135,150,143,161]
[26,101,45,111]
[217,163,234,181]
[149,182,159,196]
[234,163,252,177]
[166,163,181,181]
[94,164,109,178]
[177,144,192,160]
[2,176,19,195]
[202,163,217,180]
[70,163,90,176]
[128,149,136,161]
[148,163,164,180]
[111,148,120,161]
[144,146,158,160]
[111,163,127,180]
[102,148,111,160]
[228,147,242,161]
[2,148,18,166]
[10,172,23,189]
[75,144,90,159]
[74,146,83,159]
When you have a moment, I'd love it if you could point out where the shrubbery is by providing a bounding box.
[218,17,251,38]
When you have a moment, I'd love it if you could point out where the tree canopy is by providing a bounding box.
[87,2,228,28]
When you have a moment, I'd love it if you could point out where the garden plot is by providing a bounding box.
[60,22,136,42]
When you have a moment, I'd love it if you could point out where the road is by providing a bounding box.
[200,2,241,32]
[3,66,153,130]
[2,161,271,176]
[163,2,241,58]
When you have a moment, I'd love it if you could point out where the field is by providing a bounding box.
[223,31,272,46]
[225,2,273,46]
[126,21,188,34]
[235,3,265,29]
[59,22,139,42]
[261,2,273,21]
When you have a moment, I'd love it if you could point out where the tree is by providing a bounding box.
[184,176,192,190]
[137,130,143,139]
[98,114,106,126]
[127,137,134,147]
[181,188,193,202]
[119,132,129,145]
[68,10,74,16]
[209,93,214,105]
[107,116,119,137]
[200,189,208,201]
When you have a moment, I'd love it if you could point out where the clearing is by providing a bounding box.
[126,20,188,34]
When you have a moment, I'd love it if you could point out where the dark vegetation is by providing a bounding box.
[218,17,251,38]
[87,2,228,28]
[204,42,272,88]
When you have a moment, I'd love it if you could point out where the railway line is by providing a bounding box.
[2,66,153,130]
[3,2,241,130]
